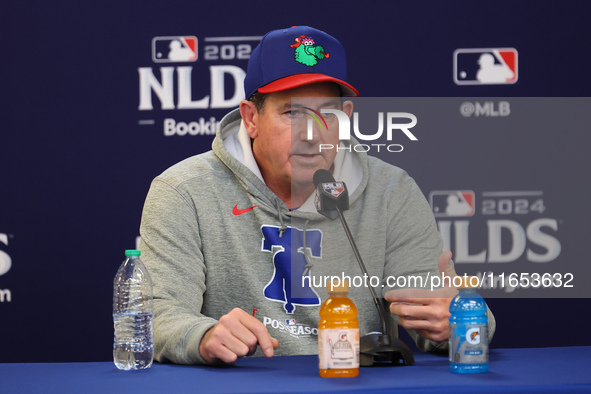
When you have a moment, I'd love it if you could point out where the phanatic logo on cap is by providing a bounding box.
[244,26,358,99]
[290,35,330,66]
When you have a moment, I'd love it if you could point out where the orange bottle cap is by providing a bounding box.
[457,276,480,289]
[328,279,350,293]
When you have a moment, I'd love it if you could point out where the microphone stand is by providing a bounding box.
[313,170,413,366]
[335,206,414,366]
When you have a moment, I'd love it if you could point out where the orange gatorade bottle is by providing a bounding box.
[318,280,360,378]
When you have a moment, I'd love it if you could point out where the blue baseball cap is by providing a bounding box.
[244,26,359,99]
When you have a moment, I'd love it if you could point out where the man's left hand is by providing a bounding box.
[385,250,459,342]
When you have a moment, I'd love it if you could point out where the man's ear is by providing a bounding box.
[239,100,258,139]
[342,100,354,118]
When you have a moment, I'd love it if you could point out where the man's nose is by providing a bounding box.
[300,118,322,142]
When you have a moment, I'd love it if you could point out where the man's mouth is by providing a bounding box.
[292,151,320,157]
[291,152,323,164]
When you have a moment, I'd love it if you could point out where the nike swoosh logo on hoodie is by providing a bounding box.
[232,204,257,215]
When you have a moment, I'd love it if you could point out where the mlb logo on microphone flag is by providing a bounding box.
[152,36,198,63]
[454,48,518,85]
[430,190,475,217]
[322,182,345,198]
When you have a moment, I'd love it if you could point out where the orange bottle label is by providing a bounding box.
[318,329,360,369]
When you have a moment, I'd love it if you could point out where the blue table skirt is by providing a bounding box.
[1,346,590,393]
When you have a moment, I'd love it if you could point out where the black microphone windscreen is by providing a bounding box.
[313,169,335,187]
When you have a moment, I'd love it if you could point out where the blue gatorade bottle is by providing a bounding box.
[449,278,489,373]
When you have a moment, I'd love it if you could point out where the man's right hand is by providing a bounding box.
[199,308,279,365]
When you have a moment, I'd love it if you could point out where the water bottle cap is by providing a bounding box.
[125,249,141,257]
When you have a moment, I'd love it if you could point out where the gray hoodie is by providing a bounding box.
[139,108,495,364]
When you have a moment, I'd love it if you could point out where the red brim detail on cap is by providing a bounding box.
[257,73,359,97]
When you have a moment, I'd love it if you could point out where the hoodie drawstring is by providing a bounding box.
[302,219,314,276]
[274,200,314,276]
[275,199,288,238]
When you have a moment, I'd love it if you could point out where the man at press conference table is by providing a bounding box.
[138,25,496,365]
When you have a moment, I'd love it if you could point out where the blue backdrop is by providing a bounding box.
[2,0,590,362]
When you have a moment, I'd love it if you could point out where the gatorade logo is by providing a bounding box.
[466,327,481,345]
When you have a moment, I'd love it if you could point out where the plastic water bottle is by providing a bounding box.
[113,249,154,370]
[449,278,489,373]
[318,280,359,378]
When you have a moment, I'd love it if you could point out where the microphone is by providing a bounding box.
[313,170,349,220]
[313,169,414,366]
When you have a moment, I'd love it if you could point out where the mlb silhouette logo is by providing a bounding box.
[454,48,518,85]
[152,36,198,63]
[286,319,296,326]
[429,191,475,217]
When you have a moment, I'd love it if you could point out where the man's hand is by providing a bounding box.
[385,251,459,342]
[199,308,279,365]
